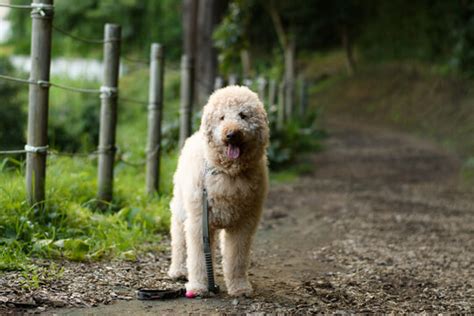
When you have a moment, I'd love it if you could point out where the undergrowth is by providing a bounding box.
[268,109,326,170]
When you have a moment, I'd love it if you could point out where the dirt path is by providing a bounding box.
[4,120,473,314]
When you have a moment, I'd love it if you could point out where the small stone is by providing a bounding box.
[51,300,66,308]
[232,299,239,306]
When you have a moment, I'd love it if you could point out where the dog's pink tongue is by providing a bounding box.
[226,145,240,159]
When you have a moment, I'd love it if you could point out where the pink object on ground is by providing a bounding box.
[185,290,197,298]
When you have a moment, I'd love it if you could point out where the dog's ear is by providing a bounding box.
[200,105,214,143]
[255,103,270,147]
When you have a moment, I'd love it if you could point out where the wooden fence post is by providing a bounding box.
[214,76,224,90]
[97,24,121,203]
[268,79,277,110]
[285,79,294,121]
[257,76,267,102]
[25,0,54,206]
[146,43,165,195]
[243,78,253,88]
[228,73,238,85]
[299,77,308,118]
[277,81,285,130]
[179,54,193,149]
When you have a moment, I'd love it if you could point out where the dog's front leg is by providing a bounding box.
[168,214,187,279]
[184,215,209,295]
[221,222,257,297]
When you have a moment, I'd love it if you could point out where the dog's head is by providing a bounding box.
[200,85,269,173]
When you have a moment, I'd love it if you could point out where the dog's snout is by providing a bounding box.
[226,130,242,143]
[226,131,235,140]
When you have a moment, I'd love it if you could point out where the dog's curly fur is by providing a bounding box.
[168,85,269,296]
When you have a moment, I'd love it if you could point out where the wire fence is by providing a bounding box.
[0,3,151,167]
[0,3,34,9]
[0,147,151,167]
[0,0,288,201]
[52,24,114,45]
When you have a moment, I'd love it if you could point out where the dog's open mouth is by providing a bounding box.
[226,144,241,160]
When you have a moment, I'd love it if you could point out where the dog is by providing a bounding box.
[168,85,269,297]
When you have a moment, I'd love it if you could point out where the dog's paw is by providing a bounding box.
[227,279,253,297]
[168,267,187,281]
[185,282,208,297]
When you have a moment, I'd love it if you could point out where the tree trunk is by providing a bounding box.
[284,36,295,120]
[182,0,198,129]
[182,0,198,60]
[240,49,252,79]
[267,3,296,120]
[196,0,227,106]
[341,24,356,76]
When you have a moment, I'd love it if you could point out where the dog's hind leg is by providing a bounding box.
[221,222,258,297]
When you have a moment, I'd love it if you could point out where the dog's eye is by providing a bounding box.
[239,112,247,120]
[220,115,225,121]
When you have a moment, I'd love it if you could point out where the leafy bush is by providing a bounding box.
[268,109,326,170]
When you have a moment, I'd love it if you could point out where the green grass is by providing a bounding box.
[270,169,299,184]
[270,159,315,184]
[461,157,474,187]
[0,67,181,272]
[0,152,177,271]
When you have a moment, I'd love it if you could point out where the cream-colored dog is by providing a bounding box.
[168,85,269,297]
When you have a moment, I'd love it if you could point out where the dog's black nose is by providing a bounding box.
[226,132,234,140]
[226,131,242,142]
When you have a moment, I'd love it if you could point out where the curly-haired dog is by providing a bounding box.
[168,85,269,297]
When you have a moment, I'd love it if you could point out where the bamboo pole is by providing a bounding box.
[26,0,54,206]
[146,44,165,195]
[97,24,121,203]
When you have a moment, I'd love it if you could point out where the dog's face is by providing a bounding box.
[201,86,269,166]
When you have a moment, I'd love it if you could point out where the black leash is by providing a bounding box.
[202,187,220,294]
[137,165,219,300]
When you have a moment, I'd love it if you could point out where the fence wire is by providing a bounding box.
[0,149,28,155]
[1,147,153,168]
[0,73,101,94]
[119,97,148,105]
[49,81,100,94]
[0,73,34,85]
[0,3,33,9]
[52,25,115,45]
[0,151,149,168]
[122,56,149,65]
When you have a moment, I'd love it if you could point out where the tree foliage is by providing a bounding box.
[8,0,183,60]
[213,0,474,77]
